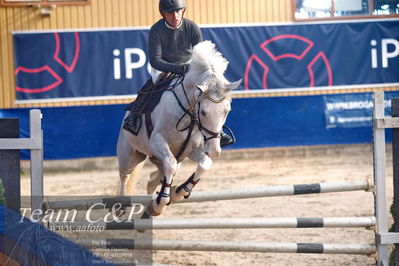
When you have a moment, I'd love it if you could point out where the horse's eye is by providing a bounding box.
[201,110,207,117]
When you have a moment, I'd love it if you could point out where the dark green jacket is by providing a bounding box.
[148,18,202,75]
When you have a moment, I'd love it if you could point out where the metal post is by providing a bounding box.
[373,91,389,265]
[29,110,43,219]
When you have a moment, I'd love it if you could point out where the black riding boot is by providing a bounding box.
[123,79,154,134]
[220,131,234,147]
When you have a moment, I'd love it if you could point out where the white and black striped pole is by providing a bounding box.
[44,180,371,211]
[49,216,375,231]
[181,180,371,203]
[74,239,375,255]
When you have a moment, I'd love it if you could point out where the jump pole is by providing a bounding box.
[49,216,376,230]
[181,179,371,203]
[74,239,376,255]
[45,179,371,211]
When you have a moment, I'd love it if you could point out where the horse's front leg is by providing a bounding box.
[171,153,212,203]
[147,134,178,216]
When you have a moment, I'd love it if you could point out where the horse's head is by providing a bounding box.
[195,78,242,158]
[185,40,242,158]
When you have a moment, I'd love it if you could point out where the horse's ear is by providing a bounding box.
[225,79,242,92]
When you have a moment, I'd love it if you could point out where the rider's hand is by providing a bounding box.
[174,63,190,75]
[182,64,190,73]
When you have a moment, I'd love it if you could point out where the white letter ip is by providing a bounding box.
[125,48,146,79]
[382,38,399,68]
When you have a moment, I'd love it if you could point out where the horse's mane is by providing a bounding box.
[189,41,230,100]
[190,41,229,80]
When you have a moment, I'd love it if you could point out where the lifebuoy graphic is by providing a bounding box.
[244,34,333,90]
[15,32,80,93]
[53,32,80,73]
[15,66,63,93]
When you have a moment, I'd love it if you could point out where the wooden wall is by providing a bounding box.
[0,0,293,108]
[2,0,396,109]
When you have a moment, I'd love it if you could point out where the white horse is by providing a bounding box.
[116,41,242,216]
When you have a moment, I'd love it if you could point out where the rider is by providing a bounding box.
[124,0,234,147]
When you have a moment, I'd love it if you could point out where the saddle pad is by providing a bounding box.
[125,78,174,114]
[124,77,175,137]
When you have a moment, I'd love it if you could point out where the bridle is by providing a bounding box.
[193,99,223,142]
[169,74,227,160]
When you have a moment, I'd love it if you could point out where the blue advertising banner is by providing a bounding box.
[14,30,149,100]
[324,91,399,128]
[13,19,399,101]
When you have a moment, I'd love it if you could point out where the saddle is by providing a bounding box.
[124,74,175,138]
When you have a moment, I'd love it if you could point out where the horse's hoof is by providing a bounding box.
[170,185,187,203]
[140,210,152,219]
[136,210,152,233]
[147,201,162,216]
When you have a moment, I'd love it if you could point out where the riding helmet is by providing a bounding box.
[159,0,186,13]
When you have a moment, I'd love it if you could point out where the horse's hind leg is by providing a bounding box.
[147,170,162,195]
[117,129,147,196]
[118,149,146,196]
[125,156,146,195]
